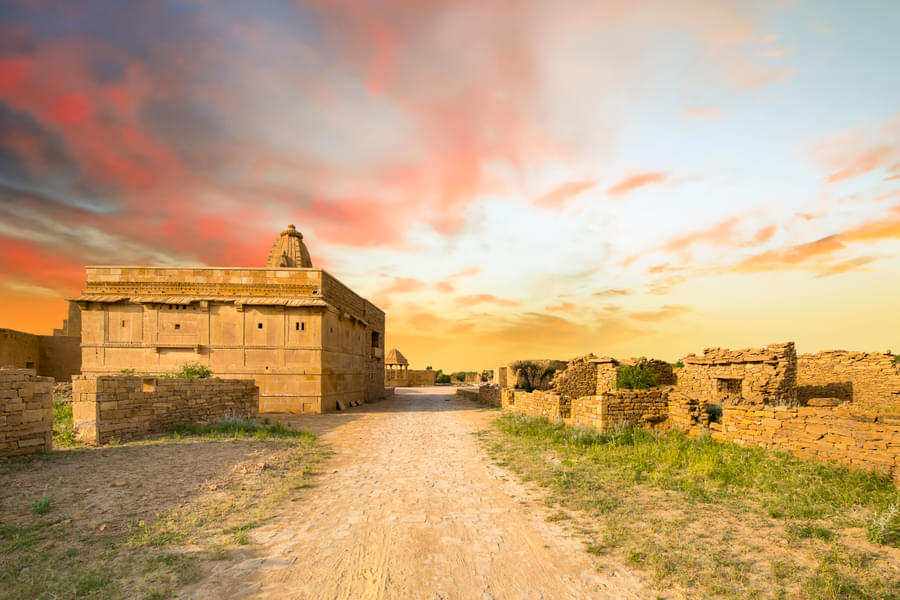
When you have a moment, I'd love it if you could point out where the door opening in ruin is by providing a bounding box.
[371,331,380,347]
[707,403,723,424]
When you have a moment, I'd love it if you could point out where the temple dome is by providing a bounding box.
[266,224,312,268]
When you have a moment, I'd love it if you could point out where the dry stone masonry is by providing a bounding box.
[499,342,900,483]
[72,374,259,444]
[797,350,900,412]
[0,367,53,457]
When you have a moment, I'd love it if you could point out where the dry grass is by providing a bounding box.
[479,413,900,600]
[0,421,329,600]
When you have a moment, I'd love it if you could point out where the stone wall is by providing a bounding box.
[718,401,900,484]
[550,354,597,399]
[0,367,53,457]
[679,342,797,407]
[797,351,900,412]
[0,328,81,382]
[457,385,501,407]
[667,390,709,434]
[501,389,569,420]
[72,375,259,444]
[408,369,436,386]
[571,388,671,432]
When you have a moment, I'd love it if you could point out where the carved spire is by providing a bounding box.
[266,224,312,268]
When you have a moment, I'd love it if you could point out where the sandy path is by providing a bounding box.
[178,387,651,600]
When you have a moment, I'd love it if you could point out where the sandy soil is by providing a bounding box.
[1,439,287,537]
[177,387,655,600]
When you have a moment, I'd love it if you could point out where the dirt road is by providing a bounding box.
[178,387,652,599]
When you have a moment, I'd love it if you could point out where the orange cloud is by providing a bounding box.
[661,217,741,254]
[629,305,692,322]
[815,256,877,278]
[754,225,777,243]
[545,301,581,313]
[735,235,845,273]
[826,145,895,183]
[683,106,723,119]
[456,294,520,308]
[435,266,482,293]
[607,172,668,196]
[535,180,595,209]
[593,288,631,297]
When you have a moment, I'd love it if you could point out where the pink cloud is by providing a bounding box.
[535,180,595,209]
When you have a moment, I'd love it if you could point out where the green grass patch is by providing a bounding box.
[169,417,315,442]
[27,494,52,515]
[484,412,900,599]
[52,396,76,447]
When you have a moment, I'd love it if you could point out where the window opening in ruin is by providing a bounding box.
[707,403,723,424]
[174,323,180,330]
[716,378,742,403]
[371,331,380,348]
[121,320,125,327]
[258,323,263,329]
[143,378,156,393]
[25,361,34,369]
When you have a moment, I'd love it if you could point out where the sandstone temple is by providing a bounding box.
[69,225,385,413]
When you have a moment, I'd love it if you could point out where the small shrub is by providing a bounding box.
[451,372,467,382]
[119,368,136,375]
[673,360,684,368]
[866,503,899,545]
[175,363,212,379]
[29,493,53,515]
[436,374,451,384]
[616,361,658,390]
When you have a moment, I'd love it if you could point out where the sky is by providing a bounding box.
[1,0,899,371]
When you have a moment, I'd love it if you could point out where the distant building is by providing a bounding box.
[71,225,385,413]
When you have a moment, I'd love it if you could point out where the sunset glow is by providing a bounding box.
[1,0,899,370]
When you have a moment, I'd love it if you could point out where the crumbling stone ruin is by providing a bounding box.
[679,343,798,407]
[0,367,53,457]
[384,348,436,387]
[497,343,900,483]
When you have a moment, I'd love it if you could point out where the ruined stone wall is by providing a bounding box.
[0,367,53,457]
[495,366,507,387]
[0,328,82,382]
[72,375,258,444]
[464,372,481,385]
[571,388,671,431]
[501,389,569,420]
[667,390,709,434]
[594,359,619,394]
[0,329,40,371]
[408,369,436,386]
[457,385,501,407]
[797,351,900,412]
[37,335,81,382]
[718,401,900,484]
[550,354,597,399]
[679,342,797,407]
